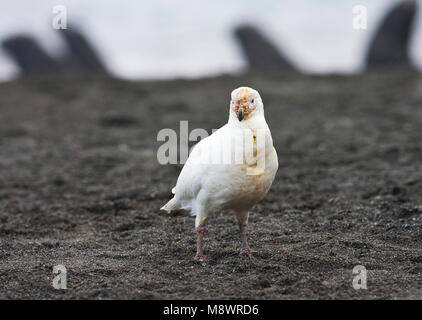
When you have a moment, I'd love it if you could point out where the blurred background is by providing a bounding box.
[1,0,422,300]
[0,0,421,80]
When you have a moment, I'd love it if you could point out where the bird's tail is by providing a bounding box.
[160,196,180,213]
[160,187,179,213]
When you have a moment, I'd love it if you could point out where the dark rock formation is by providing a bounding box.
[366,0,417,69]
[234,25,295,70]
[2,26,108,77]
[2,36,62,75]
[59,27,108,74]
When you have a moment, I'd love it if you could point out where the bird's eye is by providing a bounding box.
[251,99,254,103]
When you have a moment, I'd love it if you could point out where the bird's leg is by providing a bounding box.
[194,215,207,262]
[237,211,256,255]
[195,225,206,261]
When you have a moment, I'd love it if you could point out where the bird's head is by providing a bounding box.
[230,87,263,122]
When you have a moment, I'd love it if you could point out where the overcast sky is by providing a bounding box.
[0,0,420,81]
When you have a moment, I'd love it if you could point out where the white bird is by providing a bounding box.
[161,87,278,261]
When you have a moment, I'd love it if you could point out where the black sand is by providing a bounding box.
[0,71,421,299]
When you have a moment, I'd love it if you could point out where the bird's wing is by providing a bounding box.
[173,125,227,203]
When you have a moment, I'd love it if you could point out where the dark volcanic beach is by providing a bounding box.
[0,70,421,299]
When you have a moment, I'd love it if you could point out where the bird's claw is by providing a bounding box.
[194,254,207,262]
[239,247,257,256]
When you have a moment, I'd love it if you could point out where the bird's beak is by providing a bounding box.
[238,107,244,121]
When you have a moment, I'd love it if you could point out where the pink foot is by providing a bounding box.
[194,254,206,262]
[239,247,257,255]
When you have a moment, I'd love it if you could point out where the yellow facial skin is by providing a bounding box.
[232,88,257,121]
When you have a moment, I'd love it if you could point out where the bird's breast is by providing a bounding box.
[220,148,278,210]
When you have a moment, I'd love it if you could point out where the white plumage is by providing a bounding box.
[161,87,278,261]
